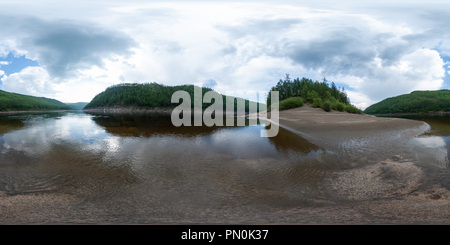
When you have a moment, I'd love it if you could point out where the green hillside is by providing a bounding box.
[84,82,260,112]
[0,90,72,111]
[364,90,450,114]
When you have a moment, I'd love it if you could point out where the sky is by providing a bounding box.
[1,0,450,109]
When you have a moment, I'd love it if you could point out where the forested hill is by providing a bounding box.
[364,90,450,114]
[0,90,72,111]
[83,83,259,111]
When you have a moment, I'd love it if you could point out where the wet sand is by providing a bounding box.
[276,105,429,151]
[274,106,450,224]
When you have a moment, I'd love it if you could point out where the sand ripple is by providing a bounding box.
[326,157,425,200]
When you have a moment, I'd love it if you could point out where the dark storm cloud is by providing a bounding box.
[0,15,136,79]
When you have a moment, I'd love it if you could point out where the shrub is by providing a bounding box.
[312,98,322,108]
[279,97,304,110]
[345,104,363,114]
[336,102,345,112]
[321,100,332,112]
[306,90,319,103]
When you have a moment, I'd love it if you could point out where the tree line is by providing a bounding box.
[364,90,450,114]
[0,90,71,111]
[83,82,260,113]
[267,75,362,113]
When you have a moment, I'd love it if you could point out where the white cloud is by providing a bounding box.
[0,1,450,108]
[360,48,444,100]
[1,66,53,96]
[0,65,114,103]
[344,90,376,110]
[330,48,445,109]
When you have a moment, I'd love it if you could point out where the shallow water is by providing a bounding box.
[0,111,344,223]
[1,111,445,223]
[383,114,450,169]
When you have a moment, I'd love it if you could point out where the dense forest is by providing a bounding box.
[266,75,362,113]
[0,90,72,111]
[364,90,450,114]
[84,82,260,113]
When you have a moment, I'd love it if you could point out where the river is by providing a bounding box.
[383,114,450,169]
[0,110,448,224]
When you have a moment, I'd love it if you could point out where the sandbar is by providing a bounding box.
[276,105,429,150]
[272,105,450,224]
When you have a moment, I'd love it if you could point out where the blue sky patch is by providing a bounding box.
[442,55,450,89]
[0,52,40,76]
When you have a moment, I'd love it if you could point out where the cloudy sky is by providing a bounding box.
[1,0,450,109]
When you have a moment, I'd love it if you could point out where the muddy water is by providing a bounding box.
[0,111,443,224]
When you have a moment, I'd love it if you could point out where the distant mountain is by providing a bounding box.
[65,102,89,110]
[364,90,450,114]
[0,90,72,111]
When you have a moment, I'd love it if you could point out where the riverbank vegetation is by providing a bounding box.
[364,90,450,114]
[0,90,71,111]
[267,75,362,113]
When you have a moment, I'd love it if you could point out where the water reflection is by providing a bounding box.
[411,136,449,168]
[398,114,450,136]
[0,115,25,135]
[0,111,330,208]
[381,114,450,168]
[88,112,226,137]
[268,126,321,154]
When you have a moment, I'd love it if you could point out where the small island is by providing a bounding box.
[83,82,261,114]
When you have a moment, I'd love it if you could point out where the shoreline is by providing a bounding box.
[0,109,72,114]
[83,106,255,117]
[83,107,174,115]
[274,105,429,151]
[371,111,450,116]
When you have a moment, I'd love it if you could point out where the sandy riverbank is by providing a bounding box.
[270,106,450,223]
[276,105,429,150]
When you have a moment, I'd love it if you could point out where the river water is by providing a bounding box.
[0,111,448,223]
[384,114,450,169]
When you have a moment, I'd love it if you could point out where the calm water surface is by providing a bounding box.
[384,114,450,169]
[1,111,447,223]
[0,111,341,223]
